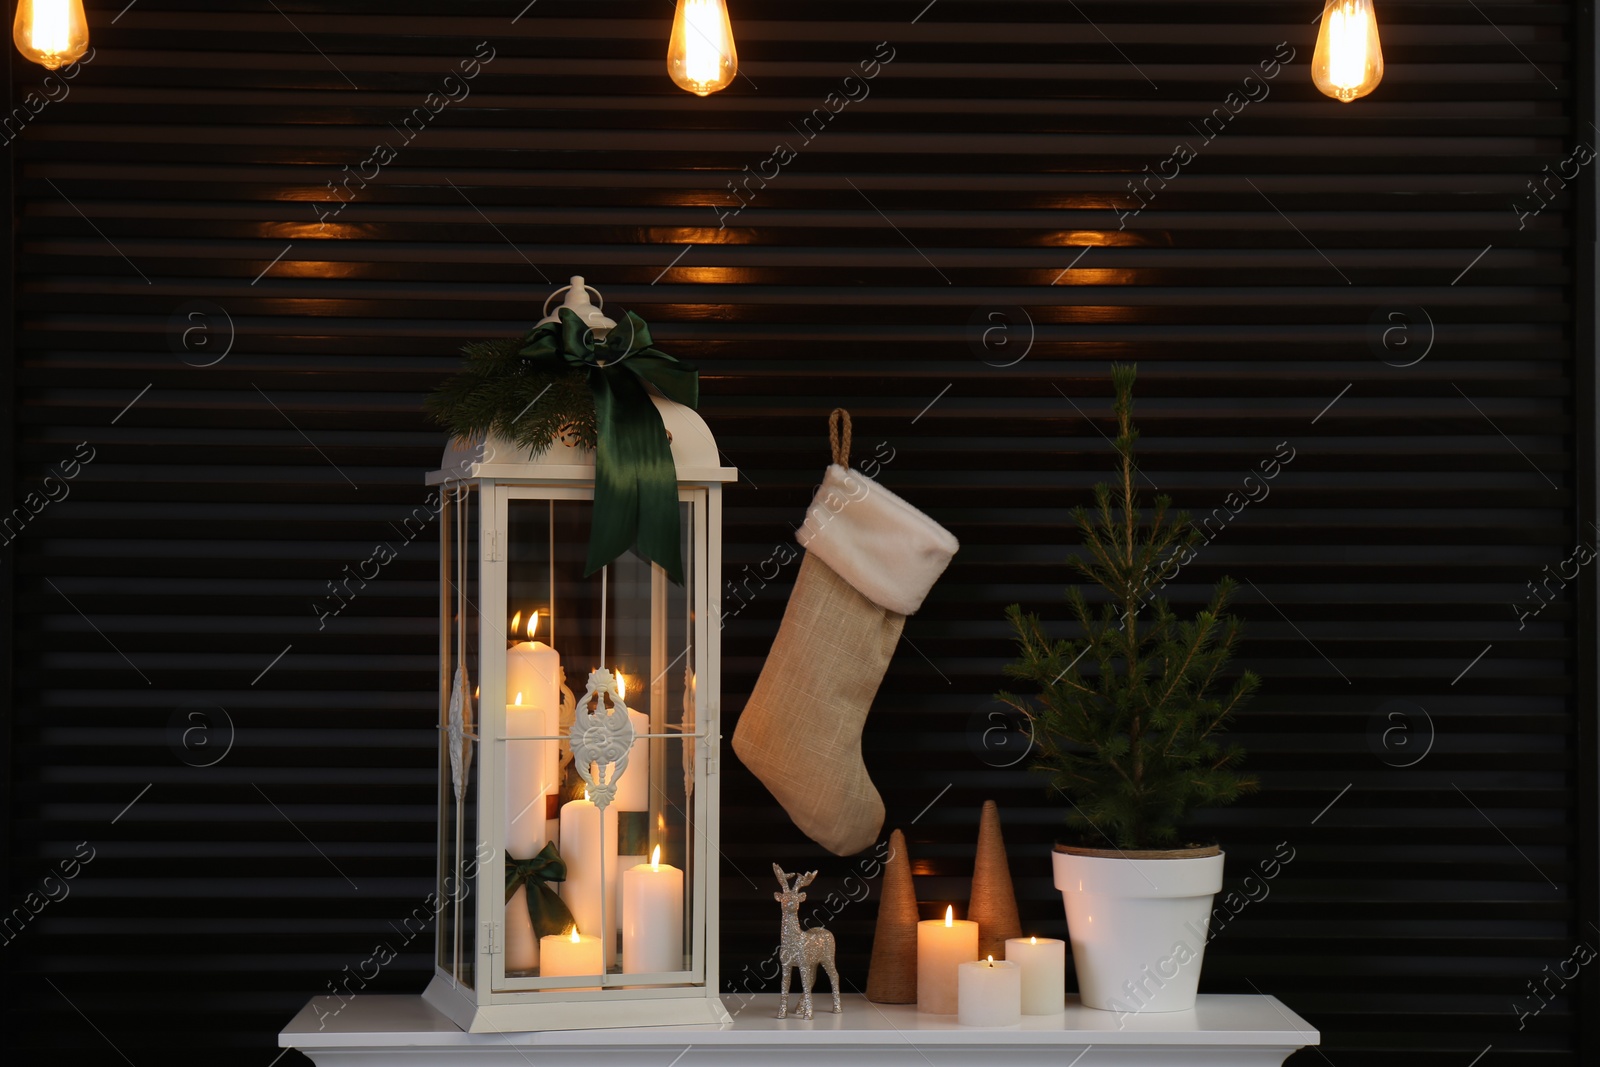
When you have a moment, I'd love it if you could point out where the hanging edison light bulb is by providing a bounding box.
[667,0,737,97]
[13,0,89,71]
[1312,0,1383,102]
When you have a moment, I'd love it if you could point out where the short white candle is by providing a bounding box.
[539,927,603,977]
[559,791,618,962]
[1005,936,1066,1015]
[917,905,979,1014]
[621,845,684,974]
[957,956,1022,1027]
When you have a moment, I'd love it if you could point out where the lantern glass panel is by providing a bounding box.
[437,483,481,990]
[495,491,703,990]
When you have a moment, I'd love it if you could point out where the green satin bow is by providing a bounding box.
[504,841,578,940]
[518,307,698,584]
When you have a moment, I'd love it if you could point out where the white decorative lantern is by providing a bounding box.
[421,287,735,1032]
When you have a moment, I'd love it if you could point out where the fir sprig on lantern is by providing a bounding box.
[998,363,1260,850]
[425,336,599,455]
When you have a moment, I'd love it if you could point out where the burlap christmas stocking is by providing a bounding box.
[733,412,959,855]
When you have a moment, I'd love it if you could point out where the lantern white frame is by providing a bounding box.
[421,395,736,1033]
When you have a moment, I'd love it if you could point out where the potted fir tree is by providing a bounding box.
[998,364,1259,1014]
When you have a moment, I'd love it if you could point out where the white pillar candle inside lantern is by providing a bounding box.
[505,611,560,859]
[559,789,619,959]
[918,905,979,1014]
[957,956,1022,1027]
[540,926,604,978]
[613,671,652,812]
[622,845,684,974]
[612,671,652,936]
[1005,936,1066,1015]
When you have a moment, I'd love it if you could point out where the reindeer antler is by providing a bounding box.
[795,870,818,889]
[772,863,792,889]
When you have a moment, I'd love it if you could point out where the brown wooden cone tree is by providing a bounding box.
[865,828,920,1003]
[969,800,1022,959]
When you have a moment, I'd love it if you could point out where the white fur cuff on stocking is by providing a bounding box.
[797,464,960,615]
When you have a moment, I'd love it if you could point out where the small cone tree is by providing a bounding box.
[999,364,1259,851]
[865,828,921,1003]
[968,801,1021,959]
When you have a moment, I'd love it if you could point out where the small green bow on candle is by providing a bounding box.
[504,841,579,939]
[518,307,699,584]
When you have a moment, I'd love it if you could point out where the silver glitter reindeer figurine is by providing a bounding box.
[772,864,842,1020]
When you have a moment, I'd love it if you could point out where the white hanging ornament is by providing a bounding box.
[569,667,637,810]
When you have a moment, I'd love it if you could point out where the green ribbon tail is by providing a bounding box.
[587,366,684,584]
[525,881,577,940]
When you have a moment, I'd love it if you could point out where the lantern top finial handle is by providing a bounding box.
[539,275,617,335]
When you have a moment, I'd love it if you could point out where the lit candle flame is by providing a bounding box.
[944,905,953,927]
[582,787,590,802]
[569,927,581,944]
[514,691,523,705]
[615,671,627,702]
[510,610,520,636]
[1030,936,1037,945]
[528,610,540,641]
[986,954,994,966]
[651,844,661,870]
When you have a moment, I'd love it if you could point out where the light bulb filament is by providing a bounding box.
[1329,4,1367,89]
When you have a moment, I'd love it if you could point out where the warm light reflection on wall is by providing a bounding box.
[654,228,750,248]
[1050,231,1146,248]
[1047,269,1139,287]
[672,267,748,284]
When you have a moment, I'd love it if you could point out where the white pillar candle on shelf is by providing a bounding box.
[539,927,604,977]
[917,905,979,1014]
[505,611,561,860]
[621,845,684,974]
[957,956,1022,1027]
[505,886,538,973]
[1005,936,1066,1015]
[559,790,619,961]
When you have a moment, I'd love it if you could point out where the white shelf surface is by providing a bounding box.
[281,992,1320,1067]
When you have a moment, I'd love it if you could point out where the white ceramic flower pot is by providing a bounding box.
[1051,845,1225,1013]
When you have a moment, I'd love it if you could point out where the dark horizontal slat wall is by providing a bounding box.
[2,1,1590,1064]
